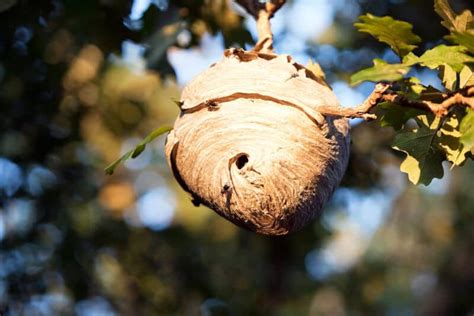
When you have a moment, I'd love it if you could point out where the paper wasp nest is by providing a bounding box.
[165,49,350,235]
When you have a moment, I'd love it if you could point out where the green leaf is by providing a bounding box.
[354,14,421,57]
[406,77,426,95]
[434,0,474,33]
[145,21,185,68]
[376,102,424,130]
[416,113,441,129]
[350,59,410,86]
[459,65,474,88]
[104,151,134,176]
[437,114,469,167]
[403,45,474,72]
[414,113,469,168]
[439,64,457,90]
[377,102,406,130]
[104,125,173,175]
[392,127,445,185]
[450,31,474,54]
[460,108,474,148]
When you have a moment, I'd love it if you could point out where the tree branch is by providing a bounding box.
[235,0,286,53]
[317,83,474,120]
[232,2,474,119]
[235,0,260,18]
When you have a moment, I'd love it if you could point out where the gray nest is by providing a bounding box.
[165,49,350,235]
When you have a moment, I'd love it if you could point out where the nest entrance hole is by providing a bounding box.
[236,154,249,170]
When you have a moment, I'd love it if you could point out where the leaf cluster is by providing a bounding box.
[351,0,474,185]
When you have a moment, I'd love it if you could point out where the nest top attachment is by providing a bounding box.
[179,49,338,126]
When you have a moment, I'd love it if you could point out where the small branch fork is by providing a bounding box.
[317,83,474,120]
[235,0,286,53]
[233,1,474,119]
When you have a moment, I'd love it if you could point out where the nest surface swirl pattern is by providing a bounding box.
[165,49,350,235]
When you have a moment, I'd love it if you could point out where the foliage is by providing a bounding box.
[392,123,445,185]
[350,59,410,85]
[460,108,474,147]
[403,44,474,71]
[354,14,421,57]
[434,0,473,33]
[352,0,474,185]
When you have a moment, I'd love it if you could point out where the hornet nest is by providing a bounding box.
[165,48,350,235]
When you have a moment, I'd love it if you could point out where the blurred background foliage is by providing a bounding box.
[0,0,474,315]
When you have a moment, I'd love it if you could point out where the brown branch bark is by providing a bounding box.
[317,83,474,120]
[235,0,286,53]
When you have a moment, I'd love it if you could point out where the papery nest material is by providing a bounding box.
[165,49,350,235]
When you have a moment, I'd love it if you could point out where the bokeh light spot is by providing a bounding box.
[137,187,176,231]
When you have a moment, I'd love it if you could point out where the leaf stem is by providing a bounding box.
[104,125,173,175]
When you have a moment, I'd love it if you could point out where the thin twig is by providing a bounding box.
[317,83,474,120]
[235,0,260,18]
[235,0,286,53]
[265,0,286,17]
[317,82,390,120]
